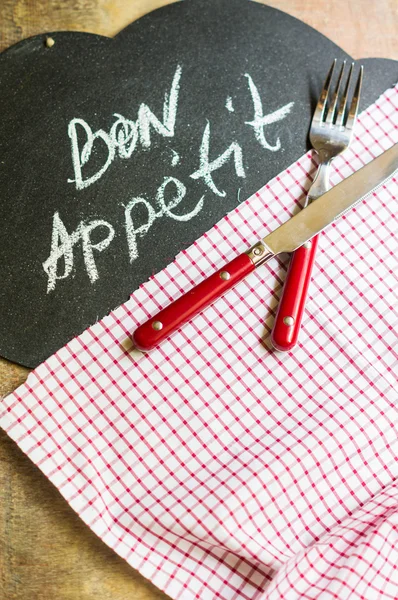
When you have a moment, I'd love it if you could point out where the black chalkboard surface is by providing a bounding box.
[0,0,397,368]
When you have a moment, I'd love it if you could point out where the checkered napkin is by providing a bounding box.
[1,85,398,600]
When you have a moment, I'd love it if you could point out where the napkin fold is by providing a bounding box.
[1,84,398,600]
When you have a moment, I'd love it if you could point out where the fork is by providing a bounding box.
[271,59,363,351]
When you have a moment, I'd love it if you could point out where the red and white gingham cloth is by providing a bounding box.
[1,85,398,600]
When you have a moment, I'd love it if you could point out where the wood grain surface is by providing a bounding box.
[0,1,397,599]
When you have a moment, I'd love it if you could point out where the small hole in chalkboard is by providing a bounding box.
[45,37,55,48]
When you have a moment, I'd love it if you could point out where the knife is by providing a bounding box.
[133,143,398,352]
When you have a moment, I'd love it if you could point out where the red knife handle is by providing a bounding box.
[271,235,319,352]
[133,253,255,352]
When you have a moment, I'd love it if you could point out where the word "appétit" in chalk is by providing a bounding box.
[43,65,294,292]
[43,177,204,292]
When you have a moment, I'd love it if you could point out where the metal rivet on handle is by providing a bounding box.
[253,246,263,256]
[152,321,163,331]
[303,241,312,249]
[283,316,295,326]
[220,271,231,281]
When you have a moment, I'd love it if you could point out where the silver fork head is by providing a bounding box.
[309,59,363,161]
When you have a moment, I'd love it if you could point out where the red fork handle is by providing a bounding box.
[133,253,255,352]
[271,235,319,352]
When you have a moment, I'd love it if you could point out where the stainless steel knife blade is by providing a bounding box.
[262,143,398,256]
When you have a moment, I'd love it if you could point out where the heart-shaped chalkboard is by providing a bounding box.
[0,0,397,368]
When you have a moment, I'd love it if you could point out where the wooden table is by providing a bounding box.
[0,2,397,598]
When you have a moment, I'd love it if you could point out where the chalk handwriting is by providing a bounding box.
[44,68,295,292]
[43,213,115,292]
[68,65,182,190]
[190,122,245,197]
[67,67,293,192]
[225,97,234,112]
[171,149,180,166]
[43,213,79,292]
[43,178,204,287]
[244,74,294,151]
[125,177,204,262]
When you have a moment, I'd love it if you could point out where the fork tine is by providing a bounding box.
[345,65,364,130]
[313,59,336,123]
[325,61,346,125]
[336,62,354,127]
